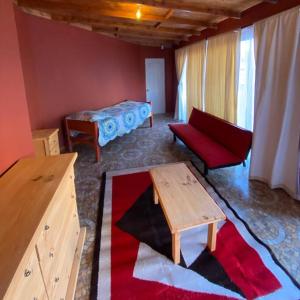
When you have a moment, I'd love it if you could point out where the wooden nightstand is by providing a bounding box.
[32,128,60,157]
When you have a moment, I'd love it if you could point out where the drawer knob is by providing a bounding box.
[49,252,54,258]
[55,277,60,282]
[44,225,50,231]
[24,269,32,277]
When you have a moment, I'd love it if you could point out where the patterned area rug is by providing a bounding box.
[91,163,300,300]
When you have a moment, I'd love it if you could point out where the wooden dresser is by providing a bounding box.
[0,153,86,299]
[32,128,60,157]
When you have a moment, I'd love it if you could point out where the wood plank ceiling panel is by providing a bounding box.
[16,0,277,47]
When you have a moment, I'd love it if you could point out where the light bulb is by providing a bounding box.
[136,7,142,20]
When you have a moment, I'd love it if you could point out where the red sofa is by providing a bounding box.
[169,108,253,175]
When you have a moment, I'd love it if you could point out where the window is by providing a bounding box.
[177,57,187,122]
[237,26,255,130]
[176,27,256,128]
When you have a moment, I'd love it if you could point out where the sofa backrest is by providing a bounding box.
[189,108,252,160]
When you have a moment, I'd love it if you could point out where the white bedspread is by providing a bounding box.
[67,100,151,146]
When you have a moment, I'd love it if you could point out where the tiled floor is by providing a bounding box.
[73,114,300,299]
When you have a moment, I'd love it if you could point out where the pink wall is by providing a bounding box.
[0,0,33,175]
[15,10,175,141]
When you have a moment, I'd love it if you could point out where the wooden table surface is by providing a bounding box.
[150,163,226,233]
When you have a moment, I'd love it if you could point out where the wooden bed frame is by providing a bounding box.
[64,101,153,162]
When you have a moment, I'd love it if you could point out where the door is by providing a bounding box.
[145,58,166,114]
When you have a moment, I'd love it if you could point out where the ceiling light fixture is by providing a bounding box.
[136,6,142,20]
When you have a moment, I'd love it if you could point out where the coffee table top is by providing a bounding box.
[150,163,226,233]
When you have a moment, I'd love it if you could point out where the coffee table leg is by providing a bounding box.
[172,232,180,264]
[153,188,159,204]
[207,223,217,252]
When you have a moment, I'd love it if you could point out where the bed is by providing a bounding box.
[64,100,153,161]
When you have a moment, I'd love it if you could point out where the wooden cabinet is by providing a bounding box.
[4,249,48,300]
[0,153,85,300]
[32,128,60,157]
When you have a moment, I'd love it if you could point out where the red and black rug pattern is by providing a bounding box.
[91,165,300,300]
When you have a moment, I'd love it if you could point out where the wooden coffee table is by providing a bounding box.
[150,163,226,264]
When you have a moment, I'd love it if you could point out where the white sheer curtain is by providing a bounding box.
[186,41,206,120]
[250,7,300,200]
[174,48,187,121]
[237,26,255,130]
[204,31,240,124]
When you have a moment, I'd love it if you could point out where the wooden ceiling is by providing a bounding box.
[16,0,277,48]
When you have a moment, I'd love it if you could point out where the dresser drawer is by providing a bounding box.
[36,169,80,299]
[5,249,48,300]
[48,134,60,155]
[49,146,60,156]
[36,175,75,261]
[36,172,76,296]
[50,203,80,300]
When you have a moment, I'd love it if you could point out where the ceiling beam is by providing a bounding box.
[17,0,217,28]
[107,0,241,19]
[53,14,202,36]
[51,14,201,36]
[95,30,174,46]
[93,26,182,41]
[262,0,278,3]
[95,8,215,27]
[167,17,215,29]
[118,37,174,48]
[155,8,173,29]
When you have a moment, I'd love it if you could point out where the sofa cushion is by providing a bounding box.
[189,108,252,160]
[169,124,243,168]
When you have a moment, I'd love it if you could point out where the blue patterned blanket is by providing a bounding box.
[67,101,151,146]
